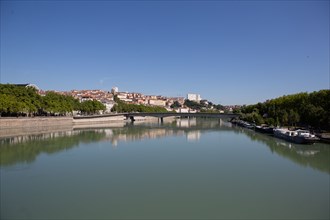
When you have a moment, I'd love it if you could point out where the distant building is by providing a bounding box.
[148,99,166,107]
[117,92,132,102]
[176,108,189,113]
[14,83,40,91]
[187,93,201,102]
[81,95,93,102]
[111,87,119,94]
[101,100,116,113]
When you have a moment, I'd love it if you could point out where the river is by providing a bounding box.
[1,118,329,219]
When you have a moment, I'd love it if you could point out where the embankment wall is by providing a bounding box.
[0,117,74,128]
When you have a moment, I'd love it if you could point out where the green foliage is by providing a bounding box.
[240,111,264,125]
[184,99,203,110]
[170,101,182,109]
[183,99,224,112]
[43,92,75,114]
[0,84,105,116]
[0,84,41,116]
[79,100,106,115]
[240,90,330,130]
[214,104,225,111]
[112,95,168,113]
[288,109,300,127]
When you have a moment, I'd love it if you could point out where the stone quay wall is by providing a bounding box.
[0,117,74,129]
[73,115,126,124]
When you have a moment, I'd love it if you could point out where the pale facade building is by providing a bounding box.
[187,93,201,102]
[148,99,166,107]
[111,87,119,94]
[102,100,116,113]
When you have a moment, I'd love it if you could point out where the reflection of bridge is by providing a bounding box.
[74,112,240,123]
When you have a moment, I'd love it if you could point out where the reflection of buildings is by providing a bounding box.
[177,118,197,127]
[107,129,185,147]
[1,120,329,174]
[186,131,201,142]
[1,118,226,148]
[1,125,186,147]
[296,150,319,156]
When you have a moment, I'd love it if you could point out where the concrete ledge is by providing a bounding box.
[73,115,125,124]
[0,117,74,138]
[0,117,73,128]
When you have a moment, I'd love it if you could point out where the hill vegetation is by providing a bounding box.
[239,90,330,130]
[0,84,105,116]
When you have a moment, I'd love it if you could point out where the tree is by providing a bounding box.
[170,101,182,109]
[288,110,300,127]
[215,104,225,111]
[278,109,288,126]
[184,99,203,110]
[79,100,106,115]
[0,84,41,116]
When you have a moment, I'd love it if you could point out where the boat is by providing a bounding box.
[273,128,320,144]
[255,125,274,134]
[231,120,254,129]
[315,133,330,144]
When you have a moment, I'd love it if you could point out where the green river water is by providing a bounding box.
[0,119,329,219]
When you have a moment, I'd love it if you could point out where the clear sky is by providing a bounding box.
[1,0,329,105]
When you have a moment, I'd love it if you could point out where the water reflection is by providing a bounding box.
[0,130,106,166]
[231,125,330,174]
[1,119,329,174]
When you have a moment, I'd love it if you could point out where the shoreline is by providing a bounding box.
[0,116,174,138]
[0,117,74,128]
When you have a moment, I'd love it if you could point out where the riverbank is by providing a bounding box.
[0,117,73,138]
[0,115,176,127]
[0,116,172,138]
[0,117,73,128]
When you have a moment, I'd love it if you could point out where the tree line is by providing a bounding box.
[239,90,330,130]
[0,84,105,116]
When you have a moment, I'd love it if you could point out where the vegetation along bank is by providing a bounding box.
[238,90,330,131]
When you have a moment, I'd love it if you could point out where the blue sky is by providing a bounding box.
[1,0,329,105]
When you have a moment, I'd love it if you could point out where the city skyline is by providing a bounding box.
[1,0,329,105]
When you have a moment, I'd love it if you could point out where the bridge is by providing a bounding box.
[74,112,240,123]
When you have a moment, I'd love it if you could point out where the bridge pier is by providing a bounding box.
[158,117,164,124]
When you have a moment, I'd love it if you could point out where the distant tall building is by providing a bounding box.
[14,83,40,91]
[111,86,119,94]
[187,93,201,102]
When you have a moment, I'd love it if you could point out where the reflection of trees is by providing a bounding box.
[0,131,106,166]
[2,119,328,174]
[0,119,231,167]
[232,125,330,174]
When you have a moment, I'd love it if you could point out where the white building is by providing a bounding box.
[117,92,128,100]
[101,100,116,113]
[15,83,40,91]
[187,93,201,102]
[111,87,119,94]
[148,99,166,107]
